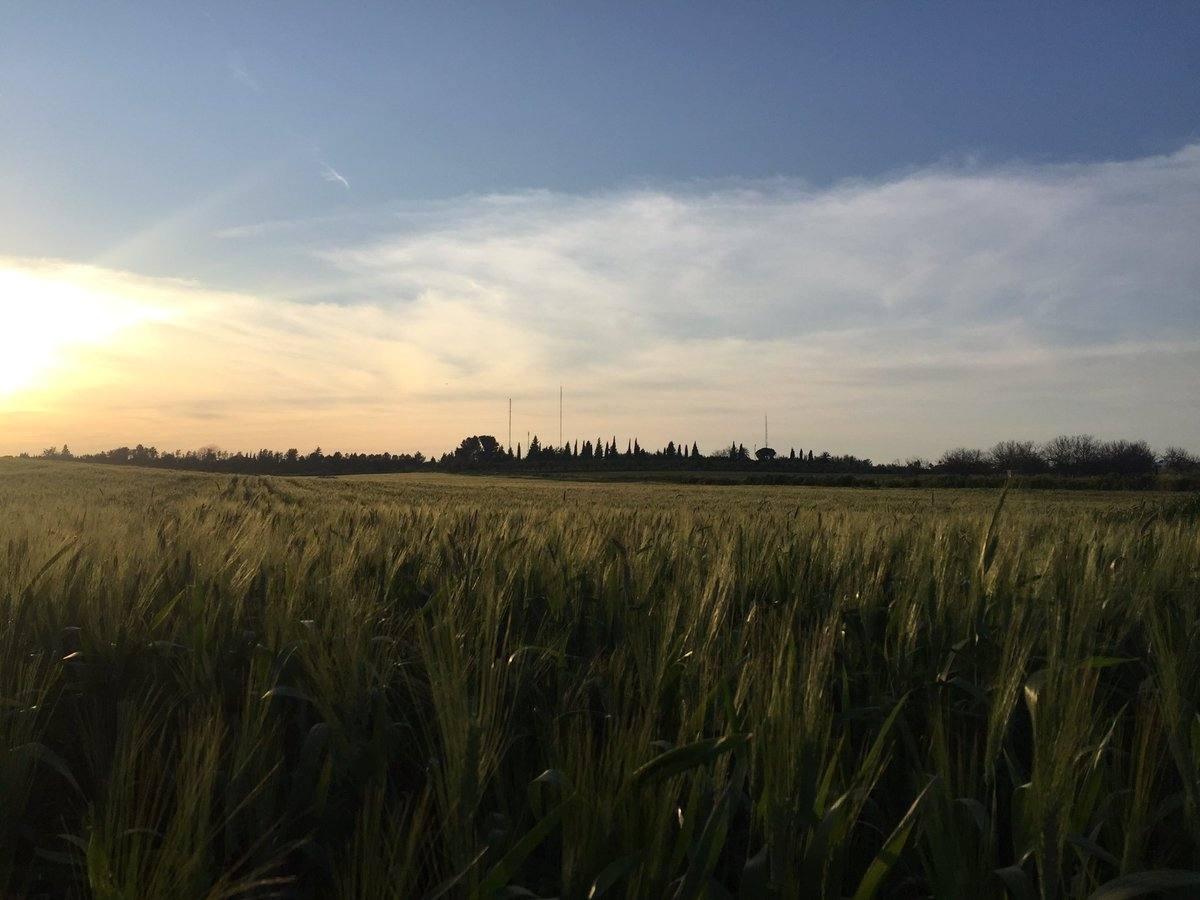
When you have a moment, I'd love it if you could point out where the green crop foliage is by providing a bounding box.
[1,459,1198,898]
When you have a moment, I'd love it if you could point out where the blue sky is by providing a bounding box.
[1,3,1198,456]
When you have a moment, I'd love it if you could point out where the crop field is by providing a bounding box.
[1,460,1199,899]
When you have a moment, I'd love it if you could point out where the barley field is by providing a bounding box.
[1,460,1198,899]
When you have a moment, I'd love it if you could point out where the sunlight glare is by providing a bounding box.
[0,268,167,398]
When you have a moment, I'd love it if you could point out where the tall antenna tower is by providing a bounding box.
[508,397,512,450]
[559,385,563,448]
[764,414,769,448]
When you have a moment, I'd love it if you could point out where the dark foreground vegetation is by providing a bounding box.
[2,462,1200,898]
[25,433,1200,491]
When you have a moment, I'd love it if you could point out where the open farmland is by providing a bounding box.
[1,461,1199,898]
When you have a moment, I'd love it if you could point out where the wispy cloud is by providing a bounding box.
[317,144,1200,453]
[3,145,1198,457]
[226,54,261,94]
[320,162,350,190]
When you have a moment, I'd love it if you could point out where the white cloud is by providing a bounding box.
[320,163,350,190]
[3,145,1199,457]
[318,144,1200,455]
[227,55,261,94]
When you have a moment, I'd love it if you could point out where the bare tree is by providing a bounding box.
[1160,446,1200,472]
[936,447,990,475]
[1042,435,1102,473]
[988,440,1047,474]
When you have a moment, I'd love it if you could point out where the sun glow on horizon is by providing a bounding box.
[0,267,168,399]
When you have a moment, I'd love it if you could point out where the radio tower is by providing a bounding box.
[764,414,769,448]
[559,385,563,449]
[508,397,512,451]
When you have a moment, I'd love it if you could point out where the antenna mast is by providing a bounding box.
[764,414,768,448]
[508,397,512,450]
[559,385,563,448]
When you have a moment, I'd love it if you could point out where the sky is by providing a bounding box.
[1,2,1198,459]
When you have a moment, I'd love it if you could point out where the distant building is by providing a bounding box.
[755,447,776,461]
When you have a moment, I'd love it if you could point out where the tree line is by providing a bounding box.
[27,445,429,476]
[24,433,1200,480]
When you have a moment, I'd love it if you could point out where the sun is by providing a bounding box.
[0,266,164,398]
